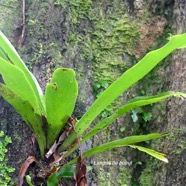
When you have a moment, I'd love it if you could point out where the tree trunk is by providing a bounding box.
[0,0,185,185]
[150,1,186,185]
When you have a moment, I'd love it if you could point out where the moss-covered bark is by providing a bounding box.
[145,1,186,185]
[132,1,186,186]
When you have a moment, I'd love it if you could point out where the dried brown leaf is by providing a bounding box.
[18,156,37,186]
[45,132,66,158]
[49,151,67,170]
[45,141,58,158]
[76,156,87,186]
[45,117,76,159]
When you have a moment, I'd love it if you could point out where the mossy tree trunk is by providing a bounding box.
[0,0,185,185]
[148,1,186,185]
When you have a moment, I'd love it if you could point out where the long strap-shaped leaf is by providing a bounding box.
[0,83,46,156]
[45,68,78,147]
[70,133,167,162]
[59,91,186,155]
[48,133,167,186]
[60,34,186,151]
[82,92,186,142]
[0,31,45,114]
[128,145,168,163]
[0,57,40,114]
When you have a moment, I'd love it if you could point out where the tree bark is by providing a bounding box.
[155,1,186,185]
